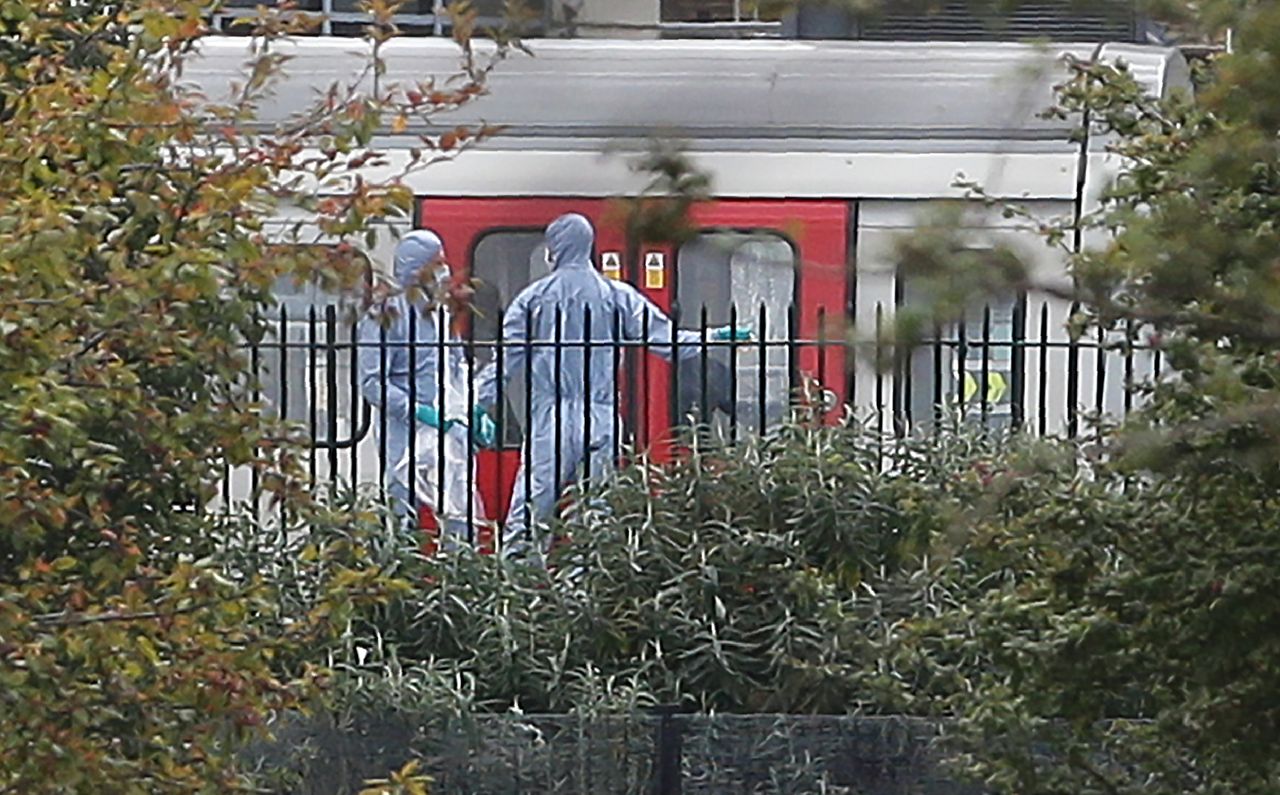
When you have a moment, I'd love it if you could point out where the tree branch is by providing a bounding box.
[33,601,215,627]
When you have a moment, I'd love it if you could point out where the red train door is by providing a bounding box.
[634,200,848,451]
[416,197,847,549]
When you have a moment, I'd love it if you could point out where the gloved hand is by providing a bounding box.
[710,325,754,342]
[471,404,498,448]
[415,403,456,431]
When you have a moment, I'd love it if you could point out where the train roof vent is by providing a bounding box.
[791,0,1140,43]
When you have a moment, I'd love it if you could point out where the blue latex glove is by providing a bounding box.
[710,325,754,342]
[415,403,456,431]
[471,405,497,449]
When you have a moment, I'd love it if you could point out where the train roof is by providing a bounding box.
[185,37,1189,155]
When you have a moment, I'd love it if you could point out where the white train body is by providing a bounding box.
[185,36,1191,520]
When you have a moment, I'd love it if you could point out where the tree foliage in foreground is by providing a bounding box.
[0,0,519,790]
[883,2,1280,792]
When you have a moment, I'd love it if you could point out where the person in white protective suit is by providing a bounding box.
[357,230,496,544]
[475,213,748,561]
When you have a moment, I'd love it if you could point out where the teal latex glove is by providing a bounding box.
[471,405,498,449]
[710,325,754,342]
[415,403,456,431]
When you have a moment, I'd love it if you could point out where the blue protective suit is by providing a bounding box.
[475,213,712,559]
[357,231,482,538]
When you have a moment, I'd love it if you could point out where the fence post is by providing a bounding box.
[309,305,319,489]
[652,705,683,795]
[325,305,339,488]
[1067,300,1081,438]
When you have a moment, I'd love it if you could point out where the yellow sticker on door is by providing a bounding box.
[601,251,622,280]
[644,251,665,289]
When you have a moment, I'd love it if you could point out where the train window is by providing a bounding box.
[259,244,371,448]
[901,280,1022,430]
[675,231,797,435]
[471,230,552,448]
[662,0,771,22]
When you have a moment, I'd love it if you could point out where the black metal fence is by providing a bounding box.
[218,298,1159,546]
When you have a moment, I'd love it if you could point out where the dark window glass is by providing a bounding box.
[471,231,551,448]
[902,277,1021,431]
[675,231,796,436]
[259,244,370,447]
[661,0,740,22]
[214,0,545,35]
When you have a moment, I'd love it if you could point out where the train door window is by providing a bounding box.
[260,244,371,447]
[471,231,552,448]
[675,231,796,436]
[901,279,1022,430]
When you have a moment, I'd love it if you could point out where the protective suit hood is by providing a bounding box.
[546,213,594,271]
[393,230,446,289]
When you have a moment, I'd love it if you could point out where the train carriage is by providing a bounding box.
[190,37,1191,539]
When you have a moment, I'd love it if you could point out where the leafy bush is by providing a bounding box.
[887,453,1280,795]
[269,414,1280,794]
[266,419,1050,720]
[243,414,1280,794]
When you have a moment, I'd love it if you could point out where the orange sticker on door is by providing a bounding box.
[643,251,665,289]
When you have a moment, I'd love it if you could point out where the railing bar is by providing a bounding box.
[1124,316,1135,417]
[325,305,339,491]
[257,336,1131,351]
[348,317,358,485]
[309,306,318,489]
[757,303,767,436]
[642,307,651,449]
[407,307,418,530]
[583,305,593,504]
[787,302,798,409]
[956,314,968,418]
[378,321,389,506]
[523,308,534,546]
[816,305,828,408]
[1095,321,1107,428]
[729,303,739,444]
[466,303,476,548]
[279,305,289,534]
[1038,303,1049,437]
[612,308,621,469]
[699,305,709,429]
[250,307,262,518]
[980,305,992,425]
[495,306,506,553]
[671,301,682,437]
[1011,297,1026,431]
[436,307,445,546]
[932,321,943,434]
[553,303,564,544]
[898,315,911,438]
[874,303,884,467]
[221,454,231,516]
[1067,300,1081,439]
